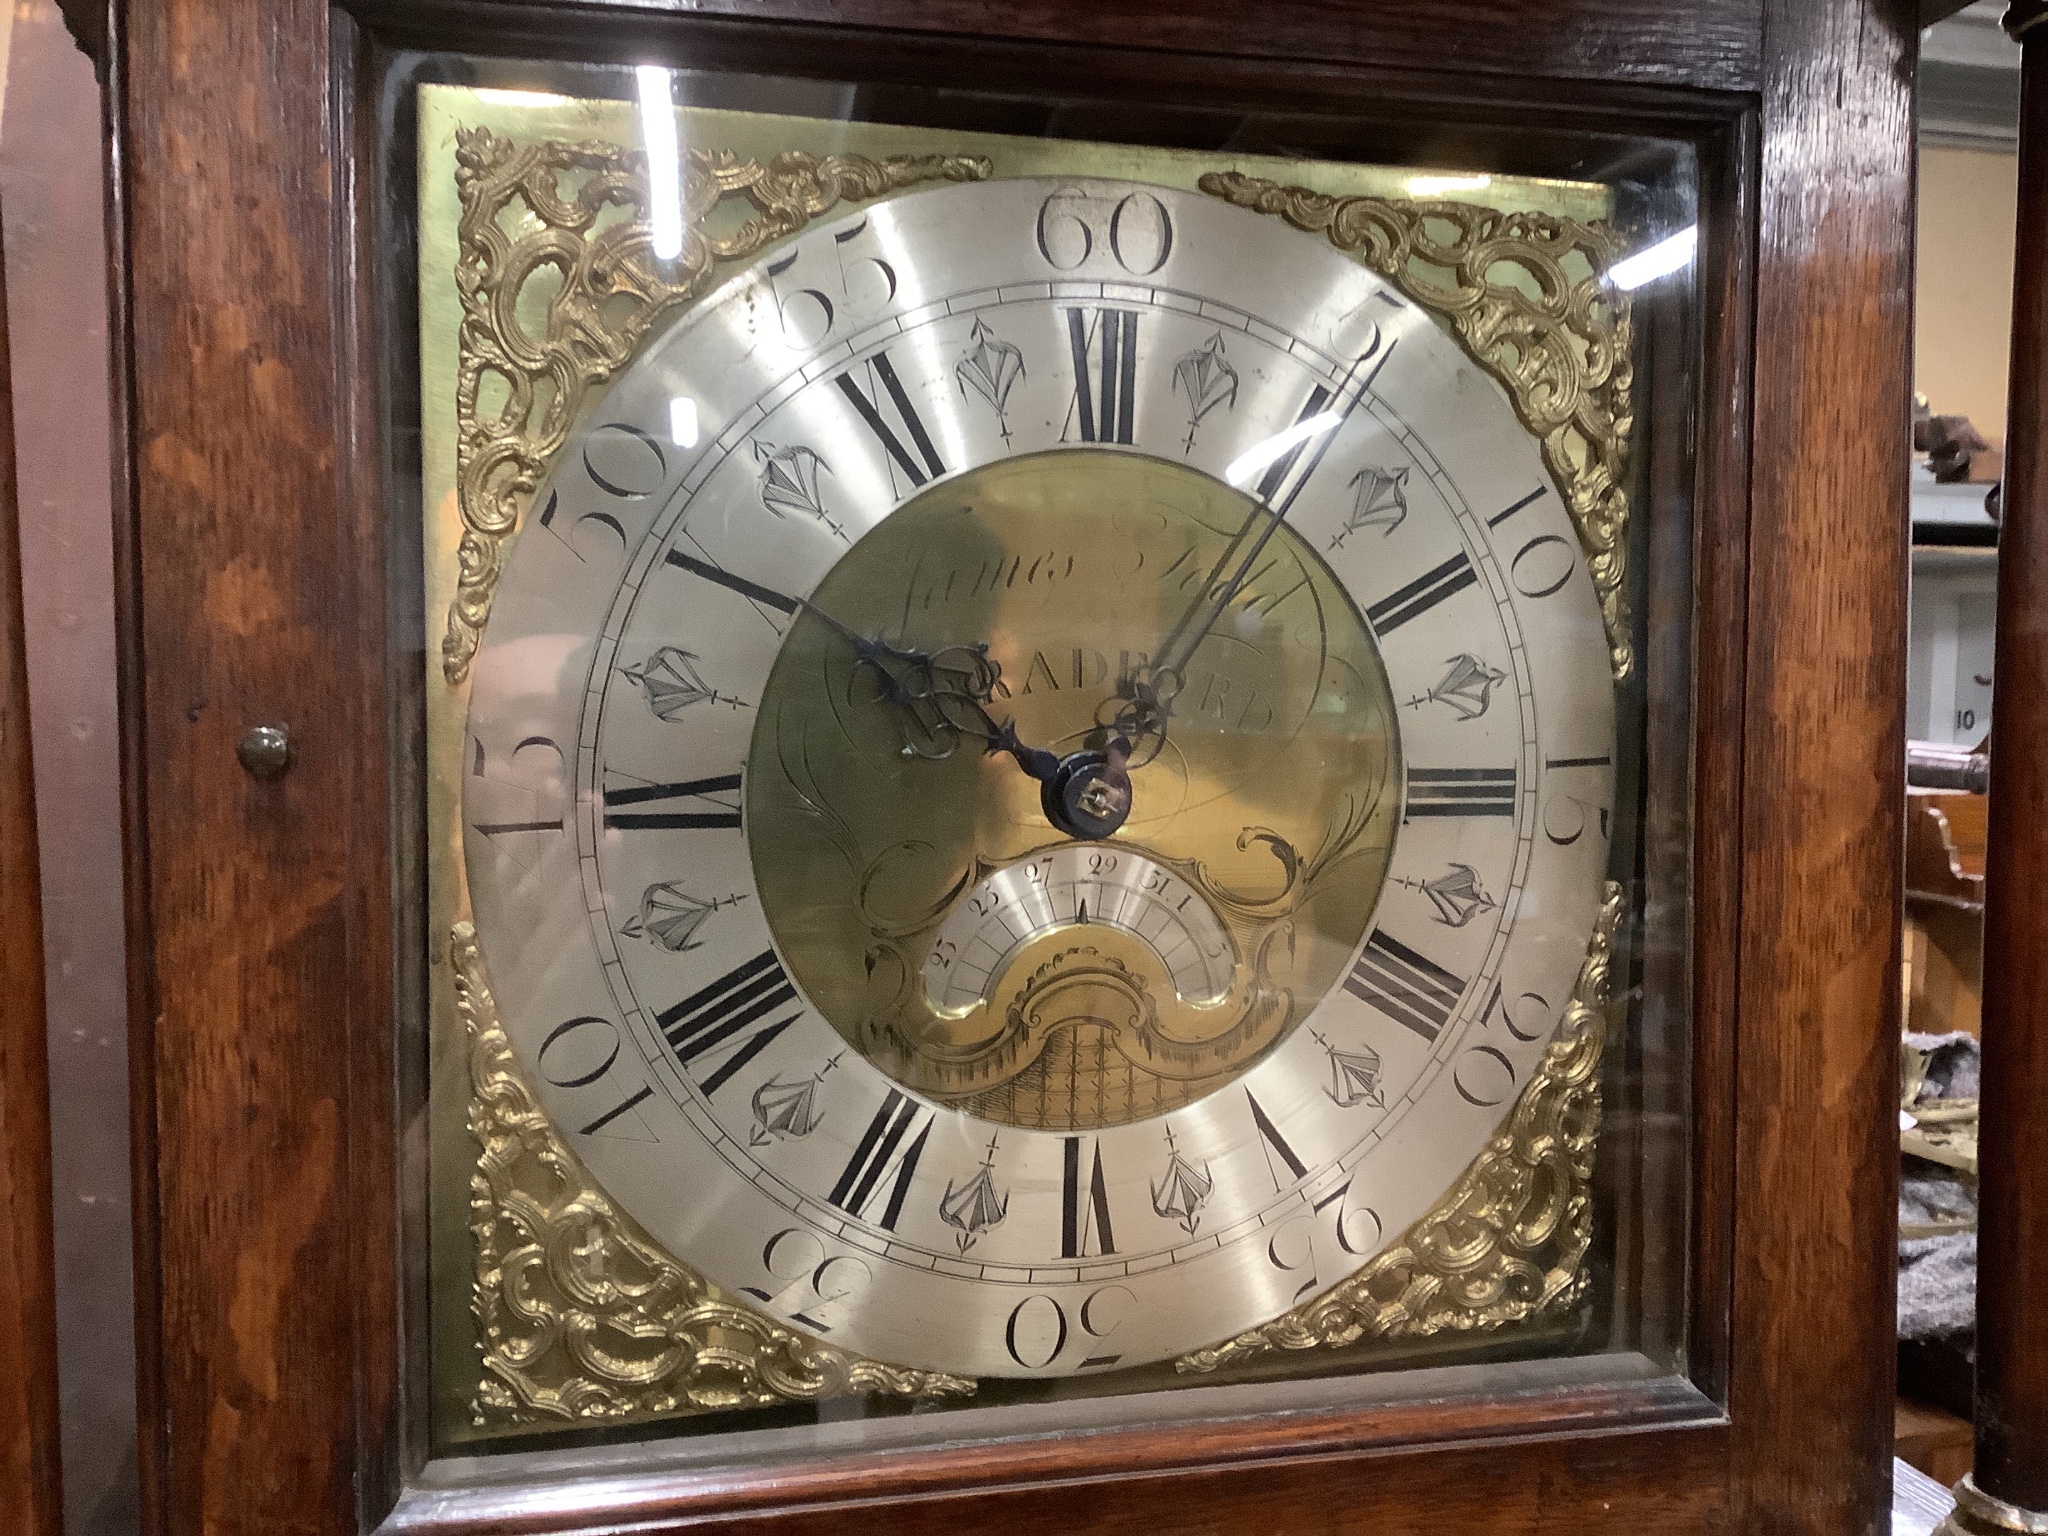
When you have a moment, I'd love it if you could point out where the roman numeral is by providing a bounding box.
[1366,552,1480,634]
[664,549,799,614]
[1247,1091,1308,1189]
[603,773,743,831]
[1061,1137,1116,1258]
[656,949,801,1096]
[1065,306,1139,444]
[1406,766,1517,819]
[836,350,946,487]
[1252,386,1338,512]
[1344,930,1467,1043]
[828,1090,933,1231]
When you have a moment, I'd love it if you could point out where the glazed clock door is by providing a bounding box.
[107,0,1913,1530]
[461,174,1617,1379]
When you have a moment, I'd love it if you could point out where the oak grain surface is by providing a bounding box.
[119,0,357,1528]
[1730,0,1915,1529]
[0,202,67,1536]
[1976,22,2048,1513]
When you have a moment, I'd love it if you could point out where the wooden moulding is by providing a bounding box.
[1964,4,2048,1519]
[104,0,1916,1530]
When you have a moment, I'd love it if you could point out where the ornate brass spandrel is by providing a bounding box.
[1199,172,1638,683]
[457,922,975,1425]
[444,130,991,683]
[1175,879,1624,1372]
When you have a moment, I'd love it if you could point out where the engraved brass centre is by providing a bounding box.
[747,450,1400,1131]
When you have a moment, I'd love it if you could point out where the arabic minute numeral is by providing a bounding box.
[1034,186,1174,274]
[740,1228,872,1334]
[535,1014,657,1138]
[1003,1285,1133,1371]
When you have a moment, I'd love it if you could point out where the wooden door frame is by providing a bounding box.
[100,0,1913,1529]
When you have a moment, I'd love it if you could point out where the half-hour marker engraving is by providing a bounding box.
[1487,485,1550,528]
[1246,1091,1308,1187]
[836,349,947,487]
[1329,465,1409,548]
[1344,930,1467,1043]
[1392,863,1497,927]
[1060,1137,1117,1258]
[1313,1027,1386,1109]
[1148,1126,1213,1236]
[754,440,844,540]
[1171,331,1240,451]
[829,1090,934,1231]
[954,319,1027,442]
[621,646,748,718]
[1065,306,1139,444]
[749,1054,840,1146]
[603,773,743,831]
[657,949,801,1097]
[664,549,800,615]
[620,883,748,953]
[1547,753,1614,770]
[1405,765,1517,818]
[1366,551,1479,634]
[1406,653,1507,720]
[940,1134,1009,1253]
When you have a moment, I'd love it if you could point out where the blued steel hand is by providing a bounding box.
[796,596,1060,779]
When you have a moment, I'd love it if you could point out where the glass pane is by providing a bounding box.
[374,38,1705,1476]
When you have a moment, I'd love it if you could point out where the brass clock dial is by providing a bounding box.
[463,176,1616,1377]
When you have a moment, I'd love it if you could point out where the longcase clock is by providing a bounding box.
[102,0,1914,1529]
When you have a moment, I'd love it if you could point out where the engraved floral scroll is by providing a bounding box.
[459,923,975,1425]
[1199,172,1638,682]
[1176,881,1623,1372]
[444,129,991,683]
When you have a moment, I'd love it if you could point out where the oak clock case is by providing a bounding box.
[407,68,1693,1455]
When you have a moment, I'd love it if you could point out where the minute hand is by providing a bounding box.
[1149,373,1373,684]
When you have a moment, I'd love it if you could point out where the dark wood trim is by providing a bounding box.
[0,203,69,1536]
[392,1414,1732,1535]
[1973,12,2048,1512]
[1686,106,1761,1413]
[1726,0,1915,1527]
[349,0,1763,94]
[101,0,168,1524]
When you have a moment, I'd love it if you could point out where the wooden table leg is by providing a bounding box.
[1942,4,2048,1530]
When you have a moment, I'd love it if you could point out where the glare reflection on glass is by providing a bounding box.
[669,396,699,448]
[1608,225,1697,291]
[1405,173,1493,197]
[635,65,685,261]
[1223,411,1344,489]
